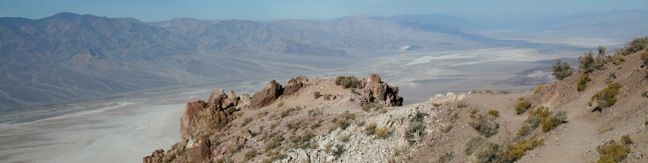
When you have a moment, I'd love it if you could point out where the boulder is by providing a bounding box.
[284,76,307,96]
[180,100,208,140]
[250,80,284,109]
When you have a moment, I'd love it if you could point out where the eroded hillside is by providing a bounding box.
[145,37,648,163]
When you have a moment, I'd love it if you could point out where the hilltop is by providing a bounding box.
[144,37,648,163]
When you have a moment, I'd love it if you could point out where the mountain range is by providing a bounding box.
[1,11,647,111]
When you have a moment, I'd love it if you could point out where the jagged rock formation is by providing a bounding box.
[360,73,403,106]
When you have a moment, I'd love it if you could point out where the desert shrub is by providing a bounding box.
[514,98,532,115]
[591,83,621,111]
[244,149,257,161]
[469,111,499,137]
[609,53,625,65]
[607,72,616,84]
[488,110,500,118]
[280,106,302,118]
[642,91,648,98]
[404,111,427,144]
[597,140,631,163]
[313,91,322,99]
[337,134,351,142]
[498,138,544,163]
[579,51,595,73]
[621,135,633,145]
[375,127,391,139]
[365,122,377,135]
[552,60,574,80]
[290,131,315,148]
[618,36,648,55]
[577,73,591,92]
[593,46,607,70]
[335,76,363,89]
[332,111,356,130]
[517,107,566,136]
[464,137,502,163]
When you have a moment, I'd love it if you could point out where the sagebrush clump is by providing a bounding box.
[591,83,621,112]
[577,74,591,92]
[618,36,648,56]
[464,137,501,163]
[469,111,499,137]
[498,138,544,163]
[514,98,532,115]
[335,76,362,89]
[597,140,631,163]
[517,107,566,137]
[405,111,427,144]
[552,60,574,80]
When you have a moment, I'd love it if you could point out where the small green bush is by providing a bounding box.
[313,91,322,99]
[514,98,532,115]
[405,111,427,144]
[597,140,630,163]
[642,91,648,98]
[579,51,595,73]
[553,60,574,80]
[332,145,345,158]
[498,138,544,163]
[591,83,621,111]
[469,111,499,137]
[335,76,363,89]
[488,110,500,118]
[618,36,648,56]
[641,50,648,66]
[518,107,566,135]
[464,137,502,163]
[577,74,591,92]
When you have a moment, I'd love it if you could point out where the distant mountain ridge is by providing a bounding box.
[1,11,646,111]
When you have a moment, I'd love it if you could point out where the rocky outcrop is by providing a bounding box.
[284,76,307,96]
[250,80,284,109]
[144,74,404,163]
[360,73,403,106]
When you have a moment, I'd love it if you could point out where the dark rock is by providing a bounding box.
[250,80,284,109]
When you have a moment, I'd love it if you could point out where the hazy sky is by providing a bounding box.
[0,0,647,21]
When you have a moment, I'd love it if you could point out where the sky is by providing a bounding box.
[0,0,647,21]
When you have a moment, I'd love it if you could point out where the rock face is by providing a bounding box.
[361,73,403,106]
[250,80,284,109]
[283,76,307,96]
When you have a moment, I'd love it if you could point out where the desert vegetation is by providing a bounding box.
[591,83,621,112]
[597,138,631,163]
[469,110,499,137]
[335,76,362,89]
[552,60,574,80]
[514,98,532,115]
[516,107,566,138]
[577,73,591,92]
